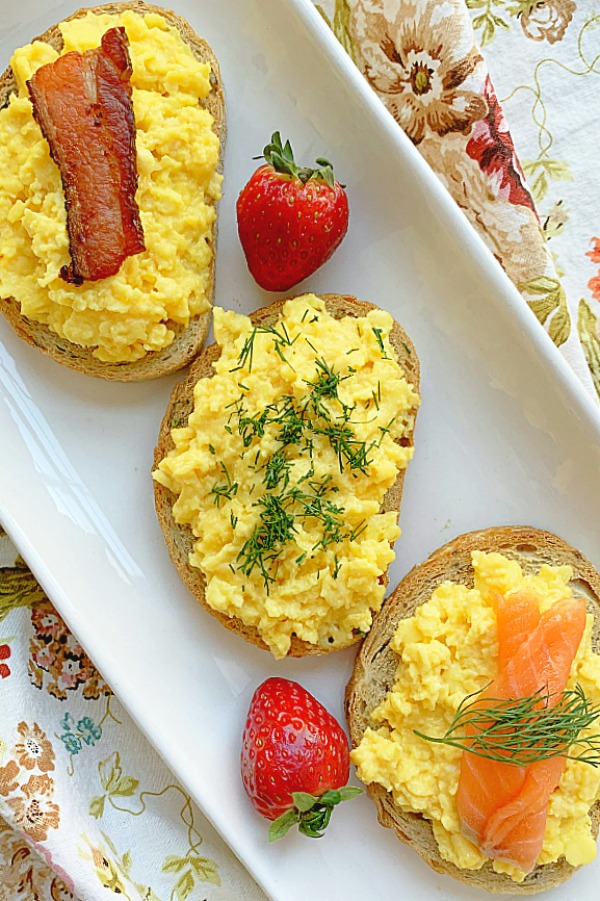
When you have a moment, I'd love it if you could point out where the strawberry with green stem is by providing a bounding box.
[241,676,361,841]
[236,132,349,292]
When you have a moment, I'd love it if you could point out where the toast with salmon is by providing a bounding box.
[345,526,600,894]
[0,1,225,380]
[153,292,420,658]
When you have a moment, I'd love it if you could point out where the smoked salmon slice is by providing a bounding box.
[27,26,145,284]
[456,589,586,873]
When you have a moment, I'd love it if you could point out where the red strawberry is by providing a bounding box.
[236,132,349,292]
[240,676,361,841]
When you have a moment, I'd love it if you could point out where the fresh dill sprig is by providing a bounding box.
[312,423,373,473]
[303,358,352,420]
[263,450,293,491]
[272,396,305,446]
[371,327,388,358]
[209,462,238,507]
[414,684,600,767]
[236,493,297,587]
[231,324,299,373]
[223,350,388,585]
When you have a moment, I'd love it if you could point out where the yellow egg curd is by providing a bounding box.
[351,551,600,882]
[153,294,420,658]
[0,10,222,362]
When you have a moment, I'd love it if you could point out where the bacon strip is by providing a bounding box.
[27,27,145,284]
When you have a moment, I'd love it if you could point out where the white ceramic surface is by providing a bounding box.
[1,1,600,899]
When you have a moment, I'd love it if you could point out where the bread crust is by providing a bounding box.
[153,293,420,657]
[0,1,225,380]
[345,525,600,894]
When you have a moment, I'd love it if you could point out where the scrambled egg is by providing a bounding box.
[0,10,222,362]
[351,551,600,882]
[153,294,420,658]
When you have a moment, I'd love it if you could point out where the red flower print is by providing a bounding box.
[587,238,600,265]
[0,643,11,679]
[587,238,600,302]
[466,76,536,214]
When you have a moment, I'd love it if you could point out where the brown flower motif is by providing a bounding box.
[14,722,55,773]
[6,773,60,842]
[519,0,575,44]
[0,759,19,796]
[351,0,487,144]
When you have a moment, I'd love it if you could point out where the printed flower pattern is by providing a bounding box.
[0,819,74,901]
[586,238,600,303]
[0,643,10,679]
[0,760,19,797]
[466,76,536,213]
[350,0,487,145]
[15,721,55,773]
[6,773,60,843]
[29,600,111,700]
[518,0,576,44]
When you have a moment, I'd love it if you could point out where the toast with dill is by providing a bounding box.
[0,1,225,380]
[346,525,600,894]
[152,292,420,658]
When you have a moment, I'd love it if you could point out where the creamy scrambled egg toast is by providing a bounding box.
[153,293,420,658]
[0,2,223,377]
[346,526,600,894]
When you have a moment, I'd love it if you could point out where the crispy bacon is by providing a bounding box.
[27,27,145,284]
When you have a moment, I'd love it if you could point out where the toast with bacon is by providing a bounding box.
[0,1,225,380]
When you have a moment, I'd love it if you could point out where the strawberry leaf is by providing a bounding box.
[292,791,319,812]
[268,809,299,842]
[261,133,339,187]
[268,785,362,841]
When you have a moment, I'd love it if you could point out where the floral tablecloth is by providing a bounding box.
[1,1,599,899]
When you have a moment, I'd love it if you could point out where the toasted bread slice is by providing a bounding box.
[345,525,600,894]
[0,1,225,380]
[153,293,420,657]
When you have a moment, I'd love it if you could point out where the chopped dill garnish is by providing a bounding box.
[236,493,297,588]
[219,348,394,586]
[264,450,292,491]
[348,520,367,541]
[210,462,238,507]
[415,684,600,767]
[231,323,299,373]
[377,417,397,445]
[312,423,373,473]
[208,444,215,455]
[333,555,342,580]
[372,326,387,356]
[237,404,270,448]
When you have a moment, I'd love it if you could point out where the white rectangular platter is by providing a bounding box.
[2,1,600,899]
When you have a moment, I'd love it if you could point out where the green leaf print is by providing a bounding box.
[162,853,220,887]
[578,299,600,398]
[162,855,189,874]
[89,795,106,818]
[468,0,509,46]
[189,856,220,885]
[519,276,571,346]
[521,159,573,204]
[315,0,356,62]
[99,751,139,797]
[173,869,195,901]
[0,566,46,622]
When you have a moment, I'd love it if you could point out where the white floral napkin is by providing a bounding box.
[0,532,267,900]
